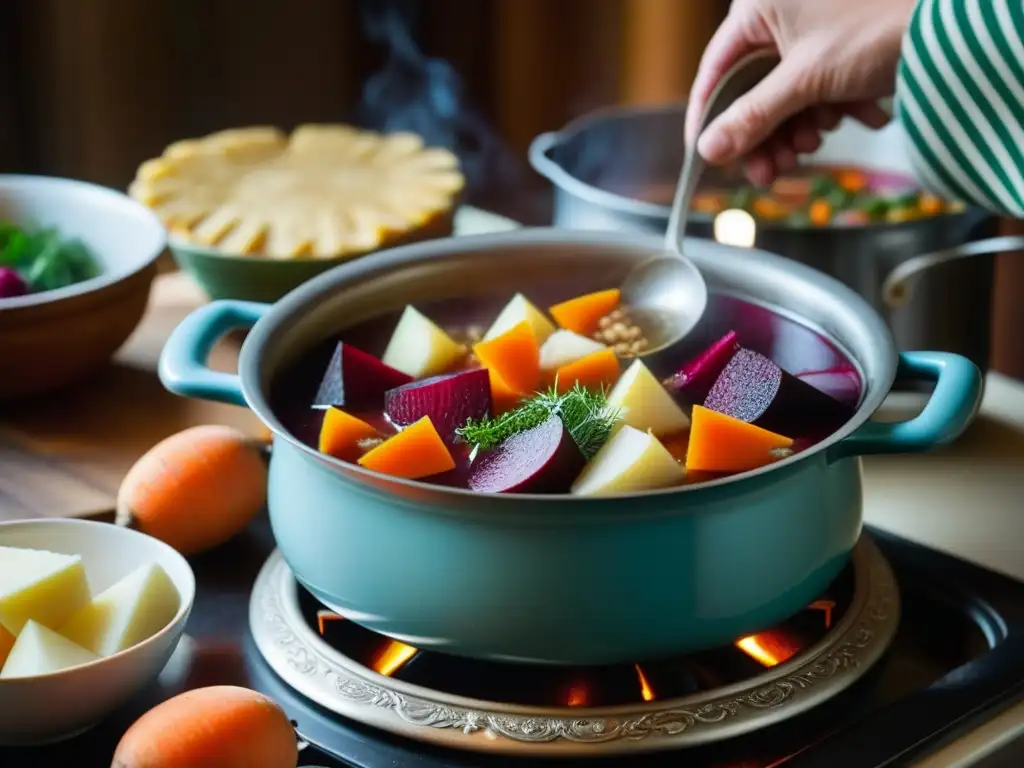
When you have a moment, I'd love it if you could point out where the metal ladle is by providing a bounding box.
[622,50,780,356]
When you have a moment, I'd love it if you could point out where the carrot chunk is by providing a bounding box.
[488,369,526,415]
[554,348,621,394]
[808,199,831,226]
[472,321,540,395]
[318,408,380,461]
[685,405,794,473]
[836,169,867,193]
[548,289,621,336]
[357,416,455,479]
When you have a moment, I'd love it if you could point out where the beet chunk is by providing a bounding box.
[313,342,413,409]
[469,415,585,494]
[665,331,740,405]
[704,347,855,436]
[385,368,492,442]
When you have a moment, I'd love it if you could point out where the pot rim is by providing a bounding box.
[237,228,896,507]
[530,103,984,232]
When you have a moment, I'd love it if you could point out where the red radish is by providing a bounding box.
[704,347,854,435]
[469,415,585,494]
[665,331,739,404]
[313,343,412,409]
[796,365,862,408]
[385,368,492,441]
[0,268,28,299]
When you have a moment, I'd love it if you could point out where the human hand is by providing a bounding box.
[685,0,917,185]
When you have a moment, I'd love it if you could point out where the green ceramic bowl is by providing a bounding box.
[168,210,456,303]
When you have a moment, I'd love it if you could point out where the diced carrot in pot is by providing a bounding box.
[919,193,944,216]
[548,289,621,336]
[686,405,794,473]
[554,348,621,394]
[318,408,380,461]
[808,199,831,226]
[836,169,867,193]
[472,321,541,395]
[357,416,456,479]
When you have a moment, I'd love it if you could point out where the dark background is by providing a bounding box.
[1,0,1021,378]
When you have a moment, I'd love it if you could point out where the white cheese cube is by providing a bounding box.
[0,546,91,635]
[484,293,557,344]
[571,425,684,496]
[382,306,467,378]
[0,620,98,678]
[607,359,691,436]
[60,562,180,657]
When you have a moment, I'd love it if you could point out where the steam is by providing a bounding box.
[357,0,521,192]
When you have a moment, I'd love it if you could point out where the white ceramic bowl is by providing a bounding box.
[0,519,195,745]
[0,174,167,400]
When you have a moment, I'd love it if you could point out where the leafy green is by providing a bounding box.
[456,382,621,459]
[0,221,100,295]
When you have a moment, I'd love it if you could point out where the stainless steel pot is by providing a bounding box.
[529,104,1024,373]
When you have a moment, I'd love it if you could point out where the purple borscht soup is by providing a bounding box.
[269,289,861,496]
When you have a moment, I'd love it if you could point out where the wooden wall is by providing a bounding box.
[1,0,1020,377]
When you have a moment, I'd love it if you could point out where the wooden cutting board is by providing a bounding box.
[0,272,263,521]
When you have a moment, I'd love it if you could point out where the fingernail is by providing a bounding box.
[697,130,734,162]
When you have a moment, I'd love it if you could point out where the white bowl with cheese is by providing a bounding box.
[0,518,195,745]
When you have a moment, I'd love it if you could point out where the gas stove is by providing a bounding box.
[245,527,1024,767]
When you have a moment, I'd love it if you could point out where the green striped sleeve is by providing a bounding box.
[895,0,1024,216]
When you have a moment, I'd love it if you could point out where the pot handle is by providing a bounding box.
[882,235,1024,308]
[829,351,983,460]
[528,131,571,185]
[159,299,270,407]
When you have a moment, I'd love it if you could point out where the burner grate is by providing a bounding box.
[249,536,898,757]
[300,570,853,708]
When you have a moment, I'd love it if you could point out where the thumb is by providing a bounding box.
[697,57,815,164]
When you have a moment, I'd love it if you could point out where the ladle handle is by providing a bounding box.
[665,51,780,254]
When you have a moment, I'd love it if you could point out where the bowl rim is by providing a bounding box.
[167,233,358,264]
[239,227,897,507]
[0,518,196,683]
[0,174,167,312]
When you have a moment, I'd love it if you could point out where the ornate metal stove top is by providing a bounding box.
[249,537,899,757]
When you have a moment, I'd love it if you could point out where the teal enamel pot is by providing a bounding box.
[159,229,983,665]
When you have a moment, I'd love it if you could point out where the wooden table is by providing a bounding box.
[0,207,518,521]
[0,273,261,520]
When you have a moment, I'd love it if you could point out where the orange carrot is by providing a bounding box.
[808,199,831,226]
[753,196,787,220]
[472,321,540,395]
[488,369,526,415]
[318,408,379,461]
[686,405,794,473]
[554,348,621,394]
[548,289,621,336]
[919,193,943,216]
[358,416,455,479]
[116,425,268,557]
[836,169,867,193]
[111,686,297,768]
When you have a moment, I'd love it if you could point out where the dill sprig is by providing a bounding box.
[455,382,620,459]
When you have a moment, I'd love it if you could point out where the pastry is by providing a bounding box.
[129,125,464,259]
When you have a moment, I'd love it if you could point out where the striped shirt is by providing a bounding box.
[896,0,1024,216]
